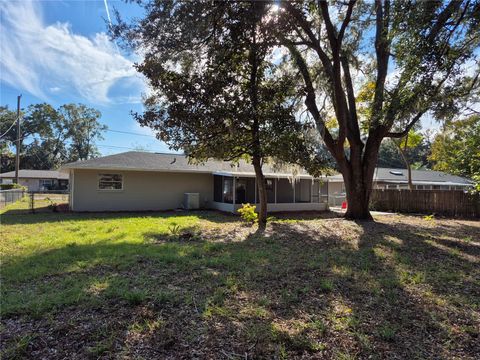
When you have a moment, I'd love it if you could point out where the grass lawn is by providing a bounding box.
[1,208,479,359]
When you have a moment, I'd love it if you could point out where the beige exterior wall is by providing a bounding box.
[71,169,213,212]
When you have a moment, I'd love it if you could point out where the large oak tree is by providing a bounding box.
[273,0,479,219]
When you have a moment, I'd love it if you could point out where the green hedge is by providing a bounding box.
[0,183,27,191]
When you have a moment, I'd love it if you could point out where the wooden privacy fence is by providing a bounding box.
[370,189,480,219]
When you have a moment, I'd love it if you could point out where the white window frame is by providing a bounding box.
[39,179,53,189]
[97,173,124,191]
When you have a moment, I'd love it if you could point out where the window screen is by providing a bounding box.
[214,175,223,202]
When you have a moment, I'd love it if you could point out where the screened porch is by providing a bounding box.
[211,174,328,213]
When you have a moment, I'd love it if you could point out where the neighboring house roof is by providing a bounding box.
[328,168,473,186]
[62,151,315,178]
[0,170,69,180]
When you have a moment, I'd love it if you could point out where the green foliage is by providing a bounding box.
[0,183,26,191]
[237,203,258,224]
[377,324,397,342]
[429,116,480,180]
[0,103,106,171]
[470,175,480,194]
[318,279,334,293]
[167,223,182,236]
[377,137,433,169]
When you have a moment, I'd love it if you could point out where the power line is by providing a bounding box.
[105,129,158,138]
[22,135,161,153]
[97,144,156,152]
[0,115,19,139]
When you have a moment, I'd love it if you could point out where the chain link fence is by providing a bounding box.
[1,190,69,214]
[0,189,26,209]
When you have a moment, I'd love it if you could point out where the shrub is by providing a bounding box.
[0,183,26,191]
[168,223,181,236]
[237,203,258,224]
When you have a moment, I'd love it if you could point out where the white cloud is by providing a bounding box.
[0,0,145,104]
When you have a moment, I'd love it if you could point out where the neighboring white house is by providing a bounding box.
[62,152,330,213]
[0,170,69,191]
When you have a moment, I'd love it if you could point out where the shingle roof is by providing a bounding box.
[62,151,311,177]
[328,168,472,186]
[0,170,69,179]
[374,168,472,185]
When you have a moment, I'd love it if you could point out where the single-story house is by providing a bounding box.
[0,170,69,191]
[327,167,473,205]
[62,151,330,213]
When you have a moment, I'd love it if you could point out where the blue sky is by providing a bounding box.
[0,0,171,155]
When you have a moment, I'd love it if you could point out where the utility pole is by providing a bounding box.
[15,95,22,184]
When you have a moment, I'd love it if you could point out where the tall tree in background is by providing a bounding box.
[59,104,106,161]
[392,130,423,190]
[0,103,106,171]
[430,115,480,180]
[377,135,433,170]
[114,1,323,225]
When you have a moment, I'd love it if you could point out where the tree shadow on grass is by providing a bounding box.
[1,218,479,359]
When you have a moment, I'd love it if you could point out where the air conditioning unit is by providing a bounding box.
[184,193,200,210]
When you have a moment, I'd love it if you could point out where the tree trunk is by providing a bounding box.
[253,156,267,226]
[343,177,373,220]
[339,143,379,221]
[395,140,414,190]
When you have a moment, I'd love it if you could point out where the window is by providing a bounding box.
[98,173,123,190]
[416,185,424,190]
[39,179,53,190]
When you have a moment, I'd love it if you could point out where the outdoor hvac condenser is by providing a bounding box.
[183,193,200,210]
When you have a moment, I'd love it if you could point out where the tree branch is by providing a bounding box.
[385,111,426,138]
[341,55,362,146]
[280,36,337,154]
[371,0,390,126]
[338,0,357,43]
[318,0,339,53]
[283,2,334,78]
